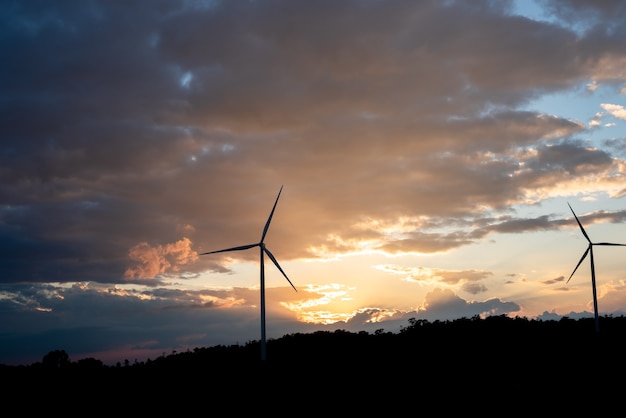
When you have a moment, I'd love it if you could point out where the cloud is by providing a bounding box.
[124,238,199,280]
[374,264,492,287]
[586,81,599,92]
[416,288,521,319]
[4,0,626,284]
[601,103,626,121]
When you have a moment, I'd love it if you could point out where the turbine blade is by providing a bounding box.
[200,243,258,255]
[567,246,590,284]
[263,247,297,292]
[568,202,591,243]
[261,185,283,243]
[595,242,626,246]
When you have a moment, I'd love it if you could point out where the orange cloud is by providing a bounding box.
[124,237,199,279]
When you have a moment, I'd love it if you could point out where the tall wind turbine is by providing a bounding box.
[567,202,626,334]
[201,185,297,361]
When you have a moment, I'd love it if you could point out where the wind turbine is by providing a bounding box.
[201,185,297,361]
[567,202,626,334]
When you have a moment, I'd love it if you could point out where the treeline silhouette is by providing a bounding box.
[3,314,625,412]
[4,314,625,371]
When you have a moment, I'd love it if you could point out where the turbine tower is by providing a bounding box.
[567,202,626,334]
[201,185,297,361]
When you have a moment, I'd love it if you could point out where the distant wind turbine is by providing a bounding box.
[201,185,297,361]
[567,202,626,334]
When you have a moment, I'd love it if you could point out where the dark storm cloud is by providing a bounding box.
[4,0,625,285]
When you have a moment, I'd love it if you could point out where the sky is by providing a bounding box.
[2,0,626,366]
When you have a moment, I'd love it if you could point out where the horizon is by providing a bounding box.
[4,312,619,367]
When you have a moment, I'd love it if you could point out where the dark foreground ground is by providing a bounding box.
[3,315,624,414]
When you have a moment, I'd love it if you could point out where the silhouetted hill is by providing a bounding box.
[3,315,624,413]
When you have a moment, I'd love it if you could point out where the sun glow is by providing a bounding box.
[308,216,442,259]
[297,310,355,324]
[280,283,361,324]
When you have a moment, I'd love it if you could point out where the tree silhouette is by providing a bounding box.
[41,349,70,369]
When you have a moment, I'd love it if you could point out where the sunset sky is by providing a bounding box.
[2,0,626,366]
